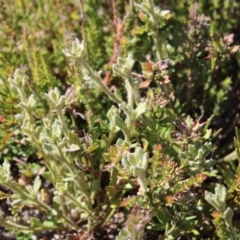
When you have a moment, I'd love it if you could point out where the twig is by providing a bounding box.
[76,0,87,44]
[103,0,133,85]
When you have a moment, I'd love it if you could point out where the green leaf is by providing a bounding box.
[43,220,58,228]
[30,217,42,227]
[16,233,33,240]
[11,199,22,206]
[63,144,80,152]
[114,114,126,131]
[180,218,197,231]
[44,127,52,138]
[0,160,11,183]
[123,183,133,190]
[33,176,41,196]
[42,143,54,154]
[42,172,54,182]
[85,144,98,153]
[134,147,144,161]
[27,94,37,108]
[90,179,100,192]
[52,120,62,139]
[122,155,130,169]
[203,129,212,139]
[81,212,89,218]
[114,89,123,101]
[223,207,234,228]
[205,184,227,213]
[134,102,147,119]
[185,115,193,127]
[156,207,173,225]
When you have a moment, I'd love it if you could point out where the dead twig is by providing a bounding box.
[103,0,133,85]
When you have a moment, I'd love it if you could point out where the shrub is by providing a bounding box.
[1,0,240,239]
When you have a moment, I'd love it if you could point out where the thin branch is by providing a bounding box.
[76,0,87,44]
[103,0,133,85]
